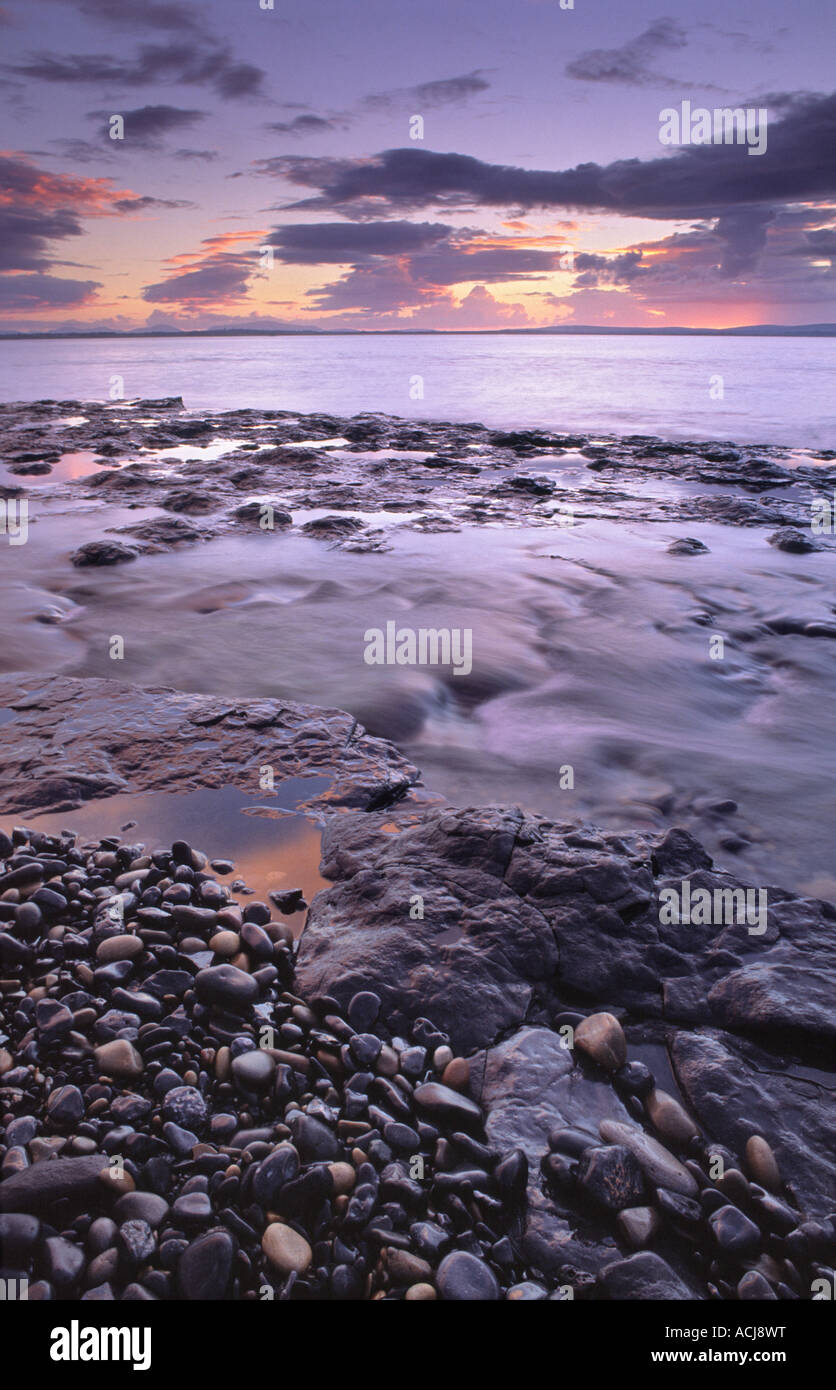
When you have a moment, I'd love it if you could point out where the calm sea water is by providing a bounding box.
[0,333,833,448]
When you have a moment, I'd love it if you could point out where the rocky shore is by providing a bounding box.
[2,396,834,552]
[0,674,834,1301]
[1,399,834,1300]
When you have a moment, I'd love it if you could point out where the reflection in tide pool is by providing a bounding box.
[2,779,329,938]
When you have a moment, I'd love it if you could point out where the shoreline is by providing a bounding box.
[0,399,834,1300]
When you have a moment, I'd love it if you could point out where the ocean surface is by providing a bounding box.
[0,332,833,448]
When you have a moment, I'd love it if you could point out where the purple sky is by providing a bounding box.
[1,0,835,330]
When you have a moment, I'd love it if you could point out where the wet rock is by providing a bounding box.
[574,1013,627,1072]
[599,1251,695,1300]
[262,1222,312,1274]
[577,1145,646,1212]
[178,1230,235,1300]
[70,540,138,567]
[437,1250,499,1301]
[598,1120,698,1197]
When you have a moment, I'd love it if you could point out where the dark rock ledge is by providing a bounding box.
[0,672,833,1299]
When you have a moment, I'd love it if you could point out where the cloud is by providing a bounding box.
[87,103,205,146]
[262,92,836,228]
[112,195,194,212]
[7,41,265,99]
[566,18,689,87]
[265,115,343,137]
[141,230,264,305]
[44,0,204,31]
[265,220,452,264]
[0,272,100,309]
[364,70,490,110]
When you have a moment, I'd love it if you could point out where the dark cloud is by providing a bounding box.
[112,195,194,212]
[265,220,452,263]
[88,103,205,142]
[0,207,83,271]
[364,70,490,110]
[7,41,264,98]
[263,92,836,226]
[142,257,253,304]
[265,115,341,137]
[0,272,100,309]
[46,0,203,30]
[566,18,689,87]
[174,148,218,162]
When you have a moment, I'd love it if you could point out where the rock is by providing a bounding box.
[43,1235,85,1287]
[70,540,138,566]
[574,1013,627,1072]
[286,1112,339,1161]
[709,1205,761,1257]
[744,1135,781,1193]
[599,1251,695,1300]
[162,1087,206,1131]
[738,1270,777,1300]
[577,1145,646,1212]
[347,990,381,1031]
[404,1282,437,1300]
[178,1230,235,1300]
[194,965,259,1011]
[262,1222,312,1274]
[231,1049,275,1090]
[441,1057,470,1091]
[114,1192,169,1227]
[118,1218,156,1264]
[46,1084,84,1130]
[252,1144,300,1206]
[616,1206,660,1249]
[645,1088,699,1148]
[94,1040,144,1079]
[437,1250,499,1301]
[209,930,239,957]
[96,935,143,963]
[598,1120,698,1197]
[768,527,820,553]
[668,537,710,555]
[413,1082,482,1128]
[0,1155,108,1211]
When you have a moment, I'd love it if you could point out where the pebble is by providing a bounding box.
[404,1282,437,1300]
[578,1145,646,1212]
[645,1088,699,1148]
[413,1082,481,1127]
[744,1135,781,1193]
[96,935,143,963]
[231,1049,275,1090]
[194,964,259,1009]
[178,1230,235,1300]
[262,1222,313,1274]
[709,1204,761,1257]
[574,1012,627,1072]
[436,1250,499,1301]
[94,1039,144,1079]
[616,1205,660,1249]
[441,1057,470,1091]
[599,1120,698,1197]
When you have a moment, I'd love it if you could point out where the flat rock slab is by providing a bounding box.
[0,1155,108,1212]
[297,809,836,1054]
[0,673,419,816]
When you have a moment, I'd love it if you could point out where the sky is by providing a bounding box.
[1,0,835,332]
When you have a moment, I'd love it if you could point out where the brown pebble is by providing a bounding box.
[328,1162,356,1195]
[405,1282,437,1301]
[262,1222,312,1274]
[209,931,240,957]
[96,935,143,963]
[94,1039,143,1079]
[574,1012,627,1072]
[441,1057,470,1091]
[745,1136,781,1193]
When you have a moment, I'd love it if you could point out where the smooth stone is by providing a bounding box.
[43,1235,85,1287]
[286,1112,338,1161]
[437,1250,499,1301]
[506,1282,549,1300]
[328,1162,356,1196]
[616,1205,660,1249]
[404,1282,437,1300]
[574,1013,627,1072]
[96,936,143,963]
[441,1057,470,1091]
[709,1204,761,1257]
[745,1135,781,1193]
[178,1230,235,1300]
[209,930,240,957]
[231,1049,275,1090]
[262,1222,312,1274]
[0,1155,108,1211]
[114,1192,170,1227]
[413,1082,481,1127]
[94,1040,144,1079]
[738,1270,778,1300]
[599,1120,698,1197]
[46,1084,84,1130]
[645,1088,699,1148]
[347,991,381,1032]
[194,965,258,1010]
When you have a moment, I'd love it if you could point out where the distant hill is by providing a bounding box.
[0,323,834,340]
